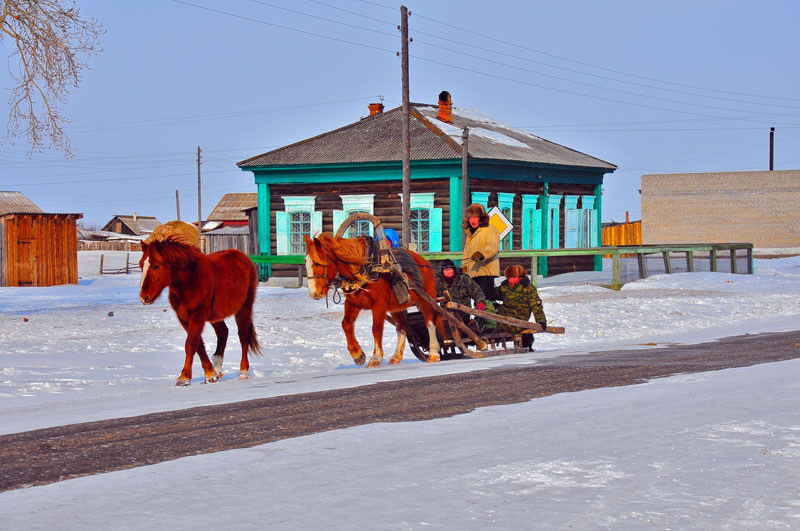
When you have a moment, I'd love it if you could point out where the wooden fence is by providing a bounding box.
[250,242,754,289]
[602,221,641,246]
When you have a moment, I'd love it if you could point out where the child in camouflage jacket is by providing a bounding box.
[496,264,547,333]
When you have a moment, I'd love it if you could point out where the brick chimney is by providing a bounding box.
[368,102,384,116]
[437,90,453,123]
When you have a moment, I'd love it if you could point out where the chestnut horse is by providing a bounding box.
[139,237,261,386]
[304,233,444,367]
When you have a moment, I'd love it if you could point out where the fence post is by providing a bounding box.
[686,251,694,272]
[298,264,304,288]
[530,256,538,287]
[710,249,717,272]
[612,251,621,289]
[747,247,754,274]
[99,254,104,275]
[125,253,130,274]
[663,251,672,274]
[730,249,738,274]
[637,252,647,279]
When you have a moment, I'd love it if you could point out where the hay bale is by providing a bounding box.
[144,220,200,247]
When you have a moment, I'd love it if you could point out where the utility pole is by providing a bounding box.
[400,5,411,248]
[196,146,202,228]
[769,127,775,170]
[175,189,181,221]
[461,127,469,245]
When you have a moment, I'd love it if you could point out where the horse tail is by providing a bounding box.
[244,257,263,358]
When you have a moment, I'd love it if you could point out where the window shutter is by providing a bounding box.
[533,209,542,249]
[590,209,599,247]
[429,208,443,252]
[311,211,323,237]
[521,208,531,250]
[276,211,288,255]
[332,210,344,236]
[565,209,580,248]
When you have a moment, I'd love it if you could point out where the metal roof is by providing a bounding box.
[207,193,257,221]
[0,191,43,215]
[238,103,615,171]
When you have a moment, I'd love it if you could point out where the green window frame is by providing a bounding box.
[409,192,442,252]
[521,194,542,250]
[497,192,514,250]
[275,196,322,255]
[333,194,375,238]
[470,191,489,209]
[547,195,562,249]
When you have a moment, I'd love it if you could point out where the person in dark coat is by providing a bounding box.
[435,259,487,325]
[496,264,547,350]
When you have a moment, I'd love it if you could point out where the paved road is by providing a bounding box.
[2,330,799,492]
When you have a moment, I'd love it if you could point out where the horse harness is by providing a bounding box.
[308,236,418,303]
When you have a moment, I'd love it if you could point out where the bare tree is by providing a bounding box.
[0,0,103,156]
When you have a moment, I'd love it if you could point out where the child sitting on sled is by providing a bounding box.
[495,264,547,350]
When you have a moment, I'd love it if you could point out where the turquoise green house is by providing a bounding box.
[238,92,616,280]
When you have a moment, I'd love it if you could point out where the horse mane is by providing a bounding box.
[315,233,369,266]
[149,236,205,267]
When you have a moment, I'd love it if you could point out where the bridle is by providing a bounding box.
[306,243,384,305]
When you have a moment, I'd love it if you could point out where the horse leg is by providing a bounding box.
[210,321,229,379]
[234,308,256,380]
[342,300,366,365]
[367,305,388,368]
[388,311,407,365]
[420,305,441,363]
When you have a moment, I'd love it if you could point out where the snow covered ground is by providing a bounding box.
[1,251,799,529]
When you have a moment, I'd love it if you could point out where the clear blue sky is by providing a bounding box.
[2,0,798,227]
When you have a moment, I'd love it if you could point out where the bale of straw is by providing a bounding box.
[144,220,200,247]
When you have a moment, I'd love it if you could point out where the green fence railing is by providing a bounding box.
[251,242,754,289]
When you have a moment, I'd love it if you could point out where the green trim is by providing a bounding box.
[257,183,271,276]
[593,184,602,271]
[471,191,489,207]
[539,183,549,277]
[449,174,463,251]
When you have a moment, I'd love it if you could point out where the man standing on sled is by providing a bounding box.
[496,264,547,350]
[462,203,500,301]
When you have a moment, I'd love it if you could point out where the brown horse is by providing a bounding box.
[304,233,444,367]
[139,237,261,386]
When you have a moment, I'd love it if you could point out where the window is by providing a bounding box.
[289,211,311,254]
[547,195,562,249]
[406,193,442,252]
[276,196,322,255]
[521,195,542,250]
[410,208,430,252]
[565,195,598,248]
[497,192,514,250]
[333,194,375,238]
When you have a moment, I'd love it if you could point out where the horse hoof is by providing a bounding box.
[353,353,366,366]
[367,359,383,368]
[238,371,249,380]
[205,374,219,384]
[427,354,440,363]
[388,357,402,365]
[175,378,191,387]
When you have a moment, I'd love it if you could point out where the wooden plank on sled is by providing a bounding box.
[406,279,488,351]
[444,302,566,335]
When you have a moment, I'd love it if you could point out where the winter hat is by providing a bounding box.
[504,264,526,278]
[440,259,457,273]
[462,203,490,229]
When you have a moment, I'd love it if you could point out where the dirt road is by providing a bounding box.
[2,330,799,492]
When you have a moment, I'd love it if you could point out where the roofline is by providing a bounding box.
[0,211,83,217]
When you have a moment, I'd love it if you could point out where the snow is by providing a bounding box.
[1,251,800,529]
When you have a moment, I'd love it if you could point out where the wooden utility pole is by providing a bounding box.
[769,127,775,170]
[461,127,469,244]
[175,189,181,220]
[400,5,411,247]
[196,146,202,228]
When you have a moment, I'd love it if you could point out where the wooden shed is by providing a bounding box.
[101,214,161,236]
[202,193,258,253]
[0,212,83,287]
[238,91,616,280]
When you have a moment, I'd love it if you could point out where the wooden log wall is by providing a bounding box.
[268,180,451,277]
[602,220,642,246]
